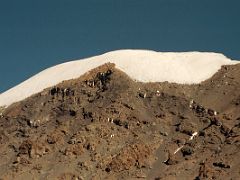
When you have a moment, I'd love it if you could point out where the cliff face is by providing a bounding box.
[0,63,240,179]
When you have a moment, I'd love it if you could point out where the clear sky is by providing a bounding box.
[0,0,239,92]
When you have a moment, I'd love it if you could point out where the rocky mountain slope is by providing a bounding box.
[0,62,240,179]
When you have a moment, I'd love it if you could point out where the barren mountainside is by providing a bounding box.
[0,63,240,179]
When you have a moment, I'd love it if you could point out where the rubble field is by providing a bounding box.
[0,63,240,179]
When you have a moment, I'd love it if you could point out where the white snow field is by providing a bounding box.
[0,49,239,107]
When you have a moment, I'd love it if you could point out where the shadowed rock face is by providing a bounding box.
[0,63,240,179]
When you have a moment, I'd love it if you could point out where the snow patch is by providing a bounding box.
[0,49,239,107]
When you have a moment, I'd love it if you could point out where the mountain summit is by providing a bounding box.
[0,50,240,179]
[0,49,239,107]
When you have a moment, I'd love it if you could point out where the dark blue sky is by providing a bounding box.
[0,0,239,92]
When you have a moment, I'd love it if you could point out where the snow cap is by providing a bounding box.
[0,49,239,107]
